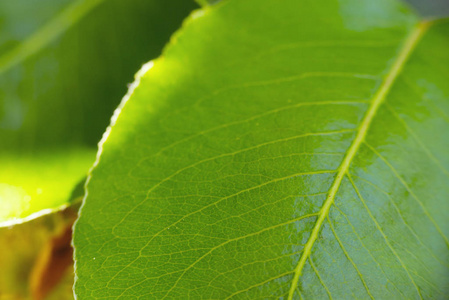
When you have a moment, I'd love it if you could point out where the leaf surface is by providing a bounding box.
[74,0,449,298]
[0,0,197,225]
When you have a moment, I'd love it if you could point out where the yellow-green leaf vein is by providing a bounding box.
[287,20,431,300]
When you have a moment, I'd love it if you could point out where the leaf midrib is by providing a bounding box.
[287,20,431,300]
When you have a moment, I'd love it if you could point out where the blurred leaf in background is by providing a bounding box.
[0,0,197,224]
[405,0,449,17]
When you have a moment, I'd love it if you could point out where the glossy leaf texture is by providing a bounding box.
[0,0,197,225]
[74,0,449,298]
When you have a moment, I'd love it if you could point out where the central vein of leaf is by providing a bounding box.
[287,21,430,300]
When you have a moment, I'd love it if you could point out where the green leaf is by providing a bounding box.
[0,149,93,225]
[74,0,449,298]
[0,0,197,225]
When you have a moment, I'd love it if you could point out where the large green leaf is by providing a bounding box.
[74,0,449,298]
[0,0,197,225]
